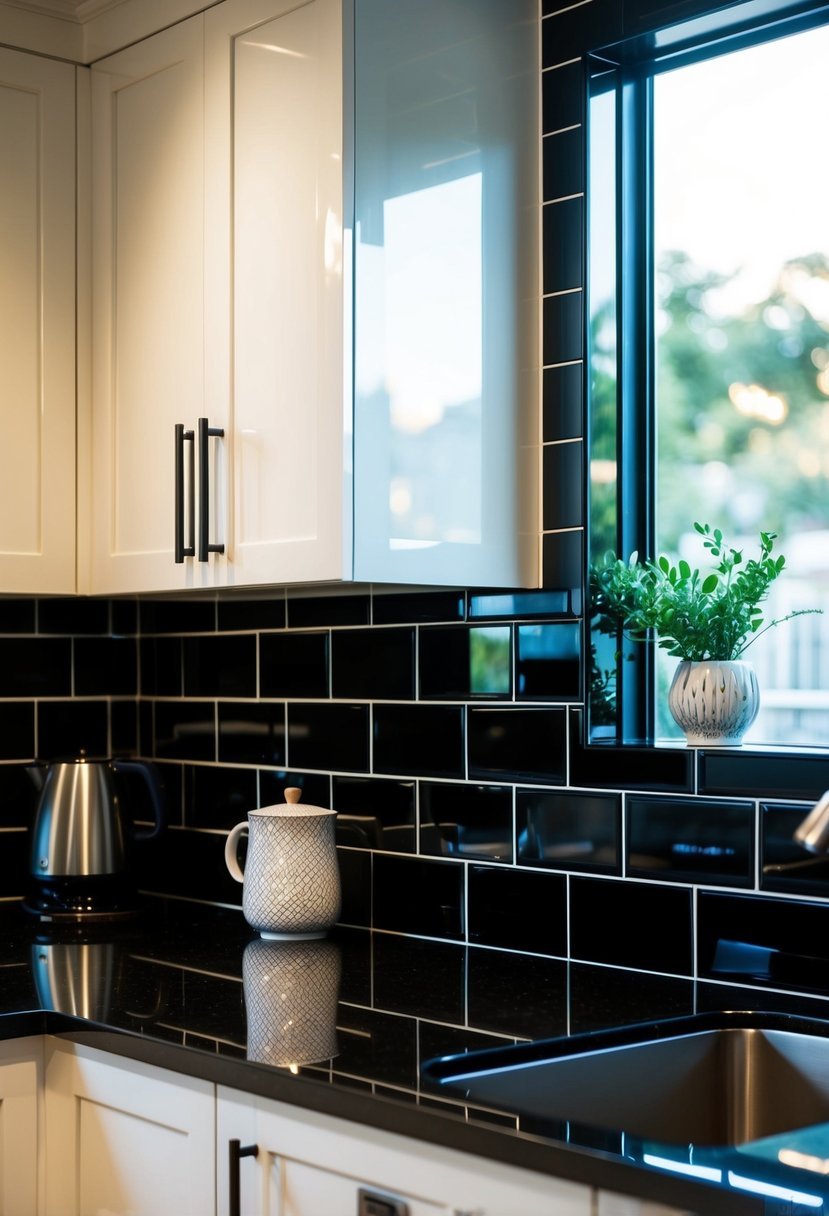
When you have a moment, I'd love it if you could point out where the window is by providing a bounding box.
[588,4,829,747]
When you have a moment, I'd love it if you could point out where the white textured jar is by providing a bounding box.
[668,659,760,747]
[225,788,341,939]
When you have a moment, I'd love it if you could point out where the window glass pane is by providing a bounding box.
[654,26,829,746]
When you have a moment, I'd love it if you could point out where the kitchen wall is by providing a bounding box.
[3,0,829,1008]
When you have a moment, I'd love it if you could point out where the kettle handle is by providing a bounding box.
[112,760,166,842]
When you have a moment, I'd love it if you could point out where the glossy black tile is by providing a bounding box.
[516,789,620,873]
[38,597,110,635]
[372,591,465,625]
[218,702,285,767]
[111,700,138,756]
[467,708,566,784]
[466,950,568,1039]
[0,763,39,827]
[75,637,138,696]
[468,866,566,955]
[761,801,829,895]
[627,795,754,887]
[184,764,257,830]
[183,635,256,698]
[568,963,694,1034]
[331,628,414,700]
[468,590,571,620]
[419,626,511,700]
[516,621,580,700]
[541,532,583,613]
[569,709,694,791]
[542,60,584,133]
[287,594,370,628]
[543,291,583,365]
[37,701,108,760]
[544,131,585,211]
[134,825,241,905]
[154,701,216,762]
[543,197,583,293]
[420,782,513,863]
[372,935,465,1023]
[542,0,621,63]
[259,770,332,809]
[0,600,35,633]
[373,855,464,940]
[698,891,829,995]
[337,846,371,927]
[543,363,583,443]
[259,631,329,699]
[217,598,286,632]
[699,749,829,800]
[0,830,29,898]
[138,700,153,757]
[0,638,71,697]
[332,775,415,852]
[111,600,138,636]
[570,877,693,975]
[373,704,465,779]
[287,703,369,773]
[139,601,216,634]
[140,637,182,697]
[0,704,35,761]
[334,1005,418,1088]
[543,442,583,532]
[145,763,183,828]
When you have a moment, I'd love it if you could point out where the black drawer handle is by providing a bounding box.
[174,424,195,563]
[198,416,225,561]
[228,1139,258,1216]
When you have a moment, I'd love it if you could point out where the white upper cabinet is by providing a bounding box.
[84,0,540,594]
[0,48,75,594]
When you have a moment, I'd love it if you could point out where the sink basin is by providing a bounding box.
[423,1013,829,1148]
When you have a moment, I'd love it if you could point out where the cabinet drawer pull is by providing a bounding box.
[228,1139,258,1216]
[198,416,225,561]
[174,424,195,563]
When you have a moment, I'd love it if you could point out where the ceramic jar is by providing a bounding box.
[224,788,341,939]
[668,659,760,746]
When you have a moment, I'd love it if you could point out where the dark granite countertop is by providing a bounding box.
[4,897,829,1216]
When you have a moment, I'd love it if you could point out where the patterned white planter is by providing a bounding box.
[668,660,760,747]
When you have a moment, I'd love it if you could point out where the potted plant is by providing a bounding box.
[590,522,820,746]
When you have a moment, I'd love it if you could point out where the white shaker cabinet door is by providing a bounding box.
[0,1038,41,1216]
[87,15,215,595]
[0,49,75,594]
[204,0,348,588]
[44,1041,215,1216]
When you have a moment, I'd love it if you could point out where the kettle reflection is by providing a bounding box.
[31,938,123,1022]
[243,938,341,1069]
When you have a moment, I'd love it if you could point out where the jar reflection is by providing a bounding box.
[243,938,341,1069]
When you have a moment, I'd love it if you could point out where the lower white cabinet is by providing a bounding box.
[0,1038,41,1216]
[44,1041,215,1216]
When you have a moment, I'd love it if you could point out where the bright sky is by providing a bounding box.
[654,23,829,318]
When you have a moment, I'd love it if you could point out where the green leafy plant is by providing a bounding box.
[591,522,820,662]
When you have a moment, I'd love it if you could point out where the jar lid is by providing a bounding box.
[251,787,336,818]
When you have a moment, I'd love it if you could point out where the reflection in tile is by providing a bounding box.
[468,590,571,620]
[419,626,511,699]
[260,631,329,699]
[627,795,754,887]
[374,855,464,940]
[569,709,694,791]
[154,702,216,762]
[218,702,286,767]
[332,775,415,852]
[516,622,580,700]
[372,590,465,624]
[761,801,829,895]
[467,708,566,783]
[468,866,566,955]
[570,877,693,975]
[516,789,620,873]
[420,782,513,863]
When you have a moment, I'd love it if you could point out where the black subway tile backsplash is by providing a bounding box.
[331,627,414,700]
[259,769,332,809]
[543,291,583,365]
[420,781,513,862]
[287,593,370,628]
[218,702,286,767]
[543,198,583,294]
[0,638,71,697]
[184,764,257,830]
[373,591,465,625]
[373,854,464,940]
[38,597,110,635]
[569,709,694,791]
[260,630,329,699]
[140,600,215,634]
[419,626,511,700]
[288,703,370,773]
[217,598,286,632]
[699,749,829,800]
[140,637,182,697]
[75,636,138,696]
[627,795,755,887]
[468,865,567,955]
[468,589,571,620]
[0,765,39,828]
[516,621,580,700]
[761,801,829,895]
[0,705,35,762]
[542,60,584,133]
[333,774,415,852]
[183,635,257,699]
[0,601,36,634]
[373,704,465,778]
[698,891,829,995]
[570,877,693,975]
[544,128,585,203]
[516,788,620,873]
[543,442,583,532]
[543,363,583,443]
[154,702,216,762]
[468,707,567,784]
[38,701,109,760]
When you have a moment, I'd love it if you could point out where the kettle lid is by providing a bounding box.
[252,787,336,818]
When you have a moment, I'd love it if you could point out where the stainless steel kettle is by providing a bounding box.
[25,754,165,921]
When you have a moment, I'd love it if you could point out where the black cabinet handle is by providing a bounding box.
[228,1140,258,1216]
[198,416,225,561]
[174,424,195,563]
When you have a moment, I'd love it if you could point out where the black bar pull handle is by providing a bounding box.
[198,416,225,562]
[174,424,195,563]
[228,1139,258,1216]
